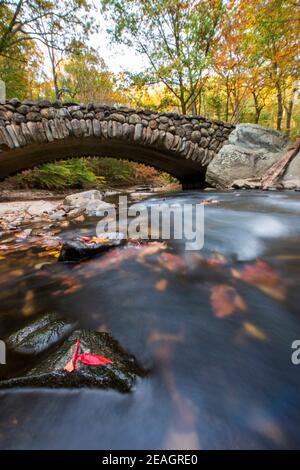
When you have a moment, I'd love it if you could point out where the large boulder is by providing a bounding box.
[63,190,103,208]
[63,190,115,217]
[206,124,290,189]
[229,124,289,152]
[26,200,58,216]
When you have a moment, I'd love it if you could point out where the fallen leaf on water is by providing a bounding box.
[155,278,168,291]
[22,289,35,317]
[243,322,268,341]
[158,252,187,273]
[148,331,185,344]
[210,284,246,318]
[137,241,166,259]
[79,236,91,242]
[15,229,32,241]
[89,237,110,244]
[59,221,70,228]
[74,215,85,222]
[34,262,54,270]
[206,252,227,267]
[82,247,137,277]
[231,259,285,301]
[61,275,82,295]
[47,250,60,258]
[201,199,219,205]
[9,269,24,278]
[0,244,10,251]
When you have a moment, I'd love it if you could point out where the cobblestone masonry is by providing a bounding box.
[0,99,235,186]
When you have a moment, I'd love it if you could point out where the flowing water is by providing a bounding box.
[1,189,300,449]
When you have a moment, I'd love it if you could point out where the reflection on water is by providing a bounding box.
[1,190,300,449]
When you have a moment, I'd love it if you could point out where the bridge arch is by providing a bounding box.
[0,100,235,187]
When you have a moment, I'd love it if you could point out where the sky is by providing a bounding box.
[88,10,147,74]
[41,5,148,80]
[91,31,145,74]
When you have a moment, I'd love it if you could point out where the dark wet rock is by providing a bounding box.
[6,313,76,355]
[1,330,146,392]
[58,237,125,262]
[135,185,153,192]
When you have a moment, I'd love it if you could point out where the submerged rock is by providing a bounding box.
[58,237,125,262]
[6,313,76,355]
[1,329,146,392]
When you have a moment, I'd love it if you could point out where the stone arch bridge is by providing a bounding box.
[0,100,235,187]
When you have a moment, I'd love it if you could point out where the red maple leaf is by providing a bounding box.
[77,353,112,366]
[64,337,112,372]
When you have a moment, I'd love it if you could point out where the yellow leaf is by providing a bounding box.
[47,250,60,258]
[90,237,110,244]
[155,278,168,291]
[243,322,268,341]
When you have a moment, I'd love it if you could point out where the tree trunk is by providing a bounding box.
[180,96,186,114]
[232,83,240,124]
[252,92,261,123]
[285,83,298,135]
[255,108,261,124]
[225,77,229,122]
[50,52,60,101]
[286,100,293,135]
[0,0,23,55]
[47,41,60,101]
[53,70,60,100]
[276,80,283,131]
[190,100,196,116]
[197,88,202,115]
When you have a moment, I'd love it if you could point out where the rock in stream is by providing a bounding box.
[1,314,146,392]
[205,123,292,189]
[6,312,76,355]
[58,237,126,262]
